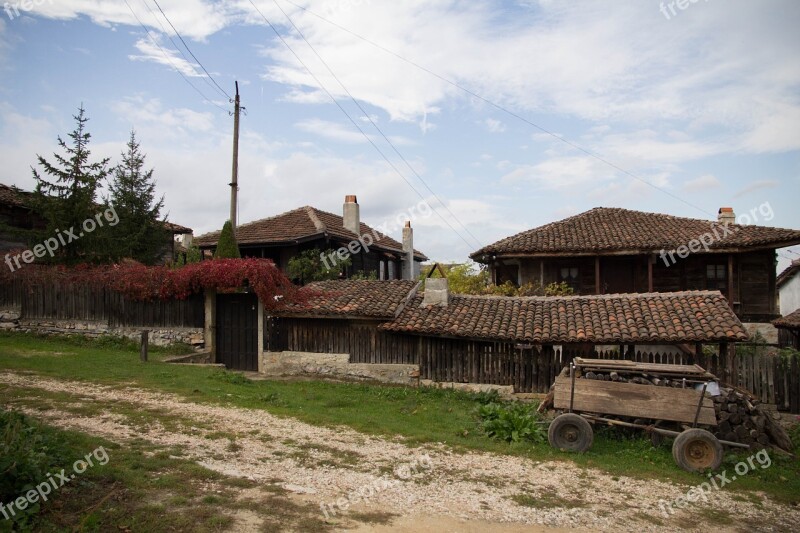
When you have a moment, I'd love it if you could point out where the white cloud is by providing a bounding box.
[683,174,721,192]
[732,179,780,199]
[484,118,505,133]
[129,33,205,78]
[294,117,413,146]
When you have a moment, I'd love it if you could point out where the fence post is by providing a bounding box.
[140,330,149,362]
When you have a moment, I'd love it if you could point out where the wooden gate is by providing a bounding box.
[216,293,258,371]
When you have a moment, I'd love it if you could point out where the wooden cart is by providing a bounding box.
[549,358,748,472]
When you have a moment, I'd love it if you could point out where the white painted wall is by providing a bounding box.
[779,273,800,315]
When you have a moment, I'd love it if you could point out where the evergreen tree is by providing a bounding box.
[31,105,110,264]
[106,130,167,264]
[214,220,241,259]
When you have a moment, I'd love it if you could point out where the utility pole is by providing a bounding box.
[230,81,240,229]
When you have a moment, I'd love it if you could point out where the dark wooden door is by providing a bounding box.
[216,293,258,371]
[603,258,635,294]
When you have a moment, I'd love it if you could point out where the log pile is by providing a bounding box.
[712,387,793,452]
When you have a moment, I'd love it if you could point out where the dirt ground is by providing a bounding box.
[1,371,797,532]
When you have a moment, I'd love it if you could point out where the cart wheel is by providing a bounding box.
[672,429,723,472]
[548,413,593,453]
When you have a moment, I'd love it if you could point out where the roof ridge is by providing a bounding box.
[305,206,327,233]
[449,289,725,303]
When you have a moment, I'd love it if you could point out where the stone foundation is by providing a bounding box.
[261,351,419,386]
[4,315,203,348]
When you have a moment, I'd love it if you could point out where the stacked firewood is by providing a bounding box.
[581,371,691,388]
[712,388,793,452]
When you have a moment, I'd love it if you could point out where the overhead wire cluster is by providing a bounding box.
[123,0,231,113]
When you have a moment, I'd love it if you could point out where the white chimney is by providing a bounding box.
[718,207,735,225]
[402,221,414,280]
[423,277,449,307]
[182,233,193,248]
[343,195,360,235]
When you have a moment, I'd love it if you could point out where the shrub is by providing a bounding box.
[477,402,546,443]
[0,410,61,528]
[213,220,241,259]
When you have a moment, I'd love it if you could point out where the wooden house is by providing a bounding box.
[195,196,428,281]
[470,207,800,322]
[0,182,192,264]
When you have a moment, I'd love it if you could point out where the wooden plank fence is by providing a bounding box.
[0,280,203,328]
[271,317,800,410]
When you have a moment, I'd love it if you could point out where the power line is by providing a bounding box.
[123,0,229,114]
[269,0,482,249]
[277,0,715,220]
[138,0,225,101]
[246,0,479,252]
[151,0,232,102]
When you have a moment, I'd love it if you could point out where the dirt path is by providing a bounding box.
[1,371,796,532]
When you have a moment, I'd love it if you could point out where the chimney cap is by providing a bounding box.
[345,195,358,203]
[718,207,733,213]
[405,221,411,228]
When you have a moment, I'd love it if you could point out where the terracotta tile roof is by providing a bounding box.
[195,206,428,260]
[0,184,32,208]
[277,279,420,319]
[773,308,800,329]
[471,207,800,259]
[777,259,800,288]
[380,290,748,343]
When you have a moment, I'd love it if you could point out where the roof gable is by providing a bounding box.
[471,207,800,258]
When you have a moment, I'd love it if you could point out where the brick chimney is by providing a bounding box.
[343,195,360,235]
[423,277,449,306]
[402,221,414,280]
[718,207,735,225]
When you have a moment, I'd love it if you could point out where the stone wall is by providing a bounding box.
[261,351,419,385]
[1,311,203,347]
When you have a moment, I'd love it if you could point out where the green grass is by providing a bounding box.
[1,330,799,506]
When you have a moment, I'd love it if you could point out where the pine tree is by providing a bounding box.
[31,105,109,264]
[106,130,168,264]
[214,220,241,259]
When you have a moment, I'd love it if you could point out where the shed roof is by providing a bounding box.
[773,308,800,330]
[195,206,428,260]
[380,290,748,344]
[277,279,420,319]
[777,259,800,289]
[471,207,800,259]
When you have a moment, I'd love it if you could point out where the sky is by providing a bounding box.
[0,0,798,271]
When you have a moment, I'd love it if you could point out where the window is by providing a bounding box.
[559,266,580,292]
[706,264,727,294]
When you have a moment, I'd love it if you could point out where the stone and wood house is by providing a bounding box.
[470,207,800,323]
[195,196,428,281]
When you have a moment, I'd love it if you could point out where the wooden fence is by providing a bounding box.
[271,317,800,411]
[0,280,204,328]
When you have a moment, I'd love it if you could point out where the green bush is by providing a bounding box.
[477,402,546,443]
[0,411,61,528]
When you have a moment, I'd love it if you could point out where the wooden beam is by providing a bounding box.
[595,256,601,294]
[647,254,654,292]
[727,254,734,309]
